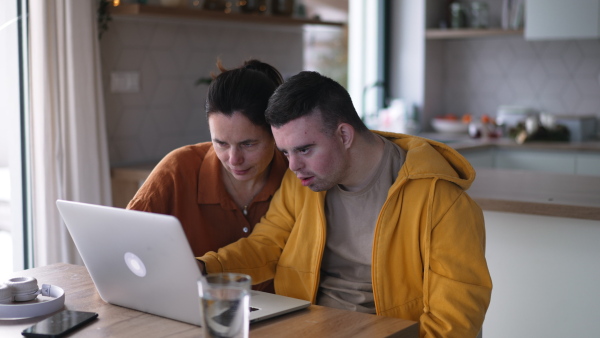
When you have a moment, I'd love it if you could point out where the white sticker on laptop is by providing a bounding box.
[124,252,147,277]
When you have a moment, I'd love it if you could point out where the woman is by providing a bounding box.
[127,59,286,293]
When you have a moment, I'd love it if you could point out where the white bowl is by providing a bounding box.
[431,118,469,134]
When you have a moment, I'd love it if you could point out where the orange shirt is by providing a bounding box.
[127,142,288,292]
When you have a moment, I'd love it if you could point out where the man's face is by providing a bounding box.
[272,113,348,192]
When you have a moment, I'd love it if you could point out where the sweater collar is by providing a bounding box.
[197,146,288,206]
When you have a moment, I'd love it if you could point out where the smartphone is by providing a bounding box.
[21,310,98,338]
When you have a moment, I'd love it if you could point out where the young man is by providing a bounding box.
[199,71,492,337]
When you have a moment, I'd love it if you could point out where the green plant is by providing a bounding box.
[97,0,112,39]
[195,77,212,86]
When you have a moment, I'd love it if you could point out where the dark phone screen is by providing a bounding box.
[22,310,98,337]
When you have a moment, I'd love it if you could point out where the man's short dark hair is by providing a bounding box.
[265,71,369,134]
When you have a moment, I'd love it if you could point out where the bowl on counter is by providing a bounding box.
[431,117,469,134]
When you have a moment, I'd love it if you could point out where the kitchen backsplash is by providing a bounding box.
[100,17,304,167]
[440,36,600,123]
[102,16,600,167]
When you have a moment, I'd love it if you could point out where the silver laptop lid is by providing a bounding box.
[56,200,310,325]
[56,199,202,325]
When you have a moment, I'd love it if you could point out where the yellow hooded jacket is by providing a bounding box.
[200,132,493,338]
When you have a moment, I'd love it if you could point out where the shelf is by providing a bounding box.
[426,28,524,40]
[110,3,346,27]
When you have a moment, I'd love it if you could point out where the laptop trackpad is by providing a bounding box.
[249,291,310,323]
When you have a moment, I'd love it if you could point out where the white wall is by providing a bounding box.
[483,211,600,337]
[100,17,304,166]
[441,36,600,121]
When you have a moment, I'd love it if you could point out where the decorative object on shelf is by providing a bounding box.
[240,0,267,14]
[189,0,203,9]
[204,0,227,12]
[449,1,466,28]
[99,0,156,40]
[468,1,489,28]
[108,2,345,26]
[160,0,183,7]
[501,0,524,30]
[295,0,306,18]
[272,0,294,16]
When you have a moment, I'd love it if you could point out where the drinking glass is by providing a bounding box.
[198,273,251,338]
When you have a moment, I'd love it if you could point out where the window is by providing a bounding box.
[0,0,32,274]
[348,0,386,120]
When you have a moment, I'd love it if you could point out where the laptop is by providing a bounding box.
[56,199,310,326]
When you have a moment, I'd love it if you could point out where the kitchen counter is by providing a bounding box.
[417,134,600,220]
[419,132,600,152]
[468,168,600,221]
[110,136,600,219]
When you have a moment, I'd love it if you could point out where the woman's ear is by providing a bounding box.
[337,123,355,150]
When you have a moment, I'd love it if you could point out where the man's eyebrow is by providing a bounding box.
[278,143,314,153]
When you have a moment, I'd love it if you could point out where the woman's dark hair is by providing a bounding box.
[265,71,369,135]
[205,59,283,131]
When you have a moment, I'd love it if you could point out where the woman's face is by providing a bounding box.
[208,112,275,182]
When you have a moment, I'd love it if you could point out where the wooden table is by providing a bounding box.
[0,264,418,337]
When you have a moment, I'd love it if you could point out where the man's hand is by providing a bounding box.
[196,259,207,275]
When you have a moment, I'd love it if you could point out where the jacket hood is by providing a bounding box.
[374,130,476,190]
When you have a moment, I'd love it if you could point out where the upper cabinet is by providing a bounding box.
[109,3,345,27]
[525,0,600,40]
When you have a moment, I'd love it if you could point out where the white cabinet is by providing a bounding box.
[460,148,495,168]
[460,147,600,177]
[495,149,576,174]
[525,0,600,40]
[483,211,600,338]
[576,153,600,176]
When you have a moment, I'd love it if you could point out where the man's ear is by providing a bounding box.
[337,123,355,150]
